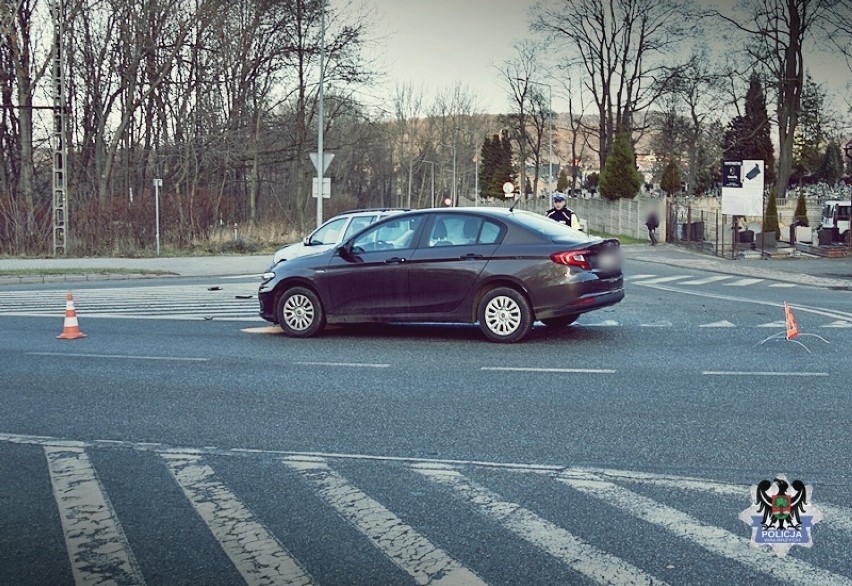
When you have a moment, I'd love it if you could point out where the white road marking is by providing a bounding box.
[576,467,852,536]
[28,352,209,362]
[700,320,736,327]
[624,274,658,280]
[295,361,390,368]
[640,320,672,327]
[285,459,485,585]
[481,366,616,374]
[822,320,852,328]
[162,453,316,586]
[631,282,852,322]
[44,446,146,585]
[757,321,787,328]
[635,275,691,284]
[580,319,620,326]
[414,465,666,586]
[723,278,765,286]
[557,471,852,586]
[702,371,828,377]
[768,283,797,288]
[679,275,732,285]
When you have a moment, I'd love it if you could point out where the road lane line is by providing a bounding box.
[630,282,852,322]
[285,459,485,585]
[634,275,691,284]
[724,278,764,286]
[414,465,665,586]
[27,352,209,361]
[557,471,852,586]
[481,366,616,374]
[702,371,828,377]
[295,361,390,368]
[44,446,146,585]
[679,275,732,285]
[162,453,316,586]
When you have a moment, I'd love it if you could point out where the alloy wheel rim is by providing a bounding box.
[283,294,314,331]
[484,295,521,335]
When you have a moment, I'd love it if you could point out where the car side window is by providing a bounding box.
[479,220,502,244]
[310,217,347,245]
[426,216,501,247]
[351,216,423,252]
[343,215,377,240]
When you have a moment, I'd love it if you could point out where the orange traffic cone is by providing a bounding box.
[57,292,87,340]
[784,302,799,341]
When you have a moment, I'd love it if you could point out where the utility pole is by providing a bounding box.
[52,1,68,256]
[315,0,326,229]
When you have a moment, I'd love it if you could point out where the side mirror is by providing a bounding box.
[303,236,312,245]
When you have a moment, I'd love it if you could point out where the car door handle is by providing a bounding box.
[385,257,406,264]
[459,253,484,260]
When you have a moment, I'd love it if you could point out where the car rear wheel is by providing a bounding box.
[541,314,579,328]
[276,287,325,338]
[477,287,533,343]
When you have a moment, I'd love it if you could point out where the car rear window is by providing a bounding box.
[512,210,592,241]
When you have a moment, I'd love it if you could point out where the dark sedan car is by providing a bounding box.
[259,207,624,343]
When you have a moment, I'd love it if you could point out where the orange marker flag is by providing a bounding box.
[784,302,799,341]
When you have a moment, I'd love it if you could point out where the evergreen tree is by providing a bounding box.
[660,160,682,196]
[764,191,780,239]
[818,141,844,187]
[723,76,775,187]
[556,168,569,193]
[599,132,642,200]
[794,74,826,175]
[479,135,501,199]
[794,192,809,226]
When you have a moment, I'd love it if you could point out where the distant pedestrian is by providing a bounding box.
[546,193,574,227]
[645,211,659,245]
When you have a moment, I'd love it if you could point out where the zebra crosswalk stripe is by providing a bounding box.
[162,452,316,586]
[284,458,485,585]
[724,278,764,286]
[44,446,146,586]
[414,465,666,586]
[557,471,852,586]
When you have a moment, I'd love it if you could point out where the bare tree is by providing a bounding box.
[712,0,836,197]
[500,41,547,199]
[660,50,727,193]
[535,0,691,169]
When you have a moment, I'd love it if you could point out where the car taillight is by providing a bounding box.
[550,250,592,270]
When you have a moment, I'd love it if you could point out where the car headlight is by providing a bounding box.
[261,272,275,282]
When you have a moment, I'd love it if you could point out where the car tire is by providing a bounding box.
[276,287,325,338]
[477,287,533,343]
[541,314,579,328]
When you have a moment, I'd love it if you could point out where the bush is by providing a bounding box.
[764,190,780,239]
[793,192,809,226]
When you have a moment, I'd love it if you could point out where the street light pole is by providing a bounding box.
[441,144,457,206]
[423,160,435,208]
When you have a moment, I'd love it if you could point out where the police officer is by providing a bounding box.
[546,193,574,226]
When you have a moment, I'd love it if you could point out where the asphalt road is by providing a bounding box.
[1,257,850,585]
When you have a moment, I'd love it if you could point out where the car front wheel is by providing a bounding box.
[276,287,325,338]
[477,287,533,343]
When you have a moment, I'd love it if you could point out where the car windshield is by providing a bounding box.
[309,217,347,245]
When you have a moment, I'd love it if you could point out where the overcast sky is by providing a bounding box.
[353,0,851,124]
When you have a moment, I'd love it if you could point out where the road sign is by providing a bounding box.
[309,152,334,175]
[312,177,331,199]
[502,181,514,194]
